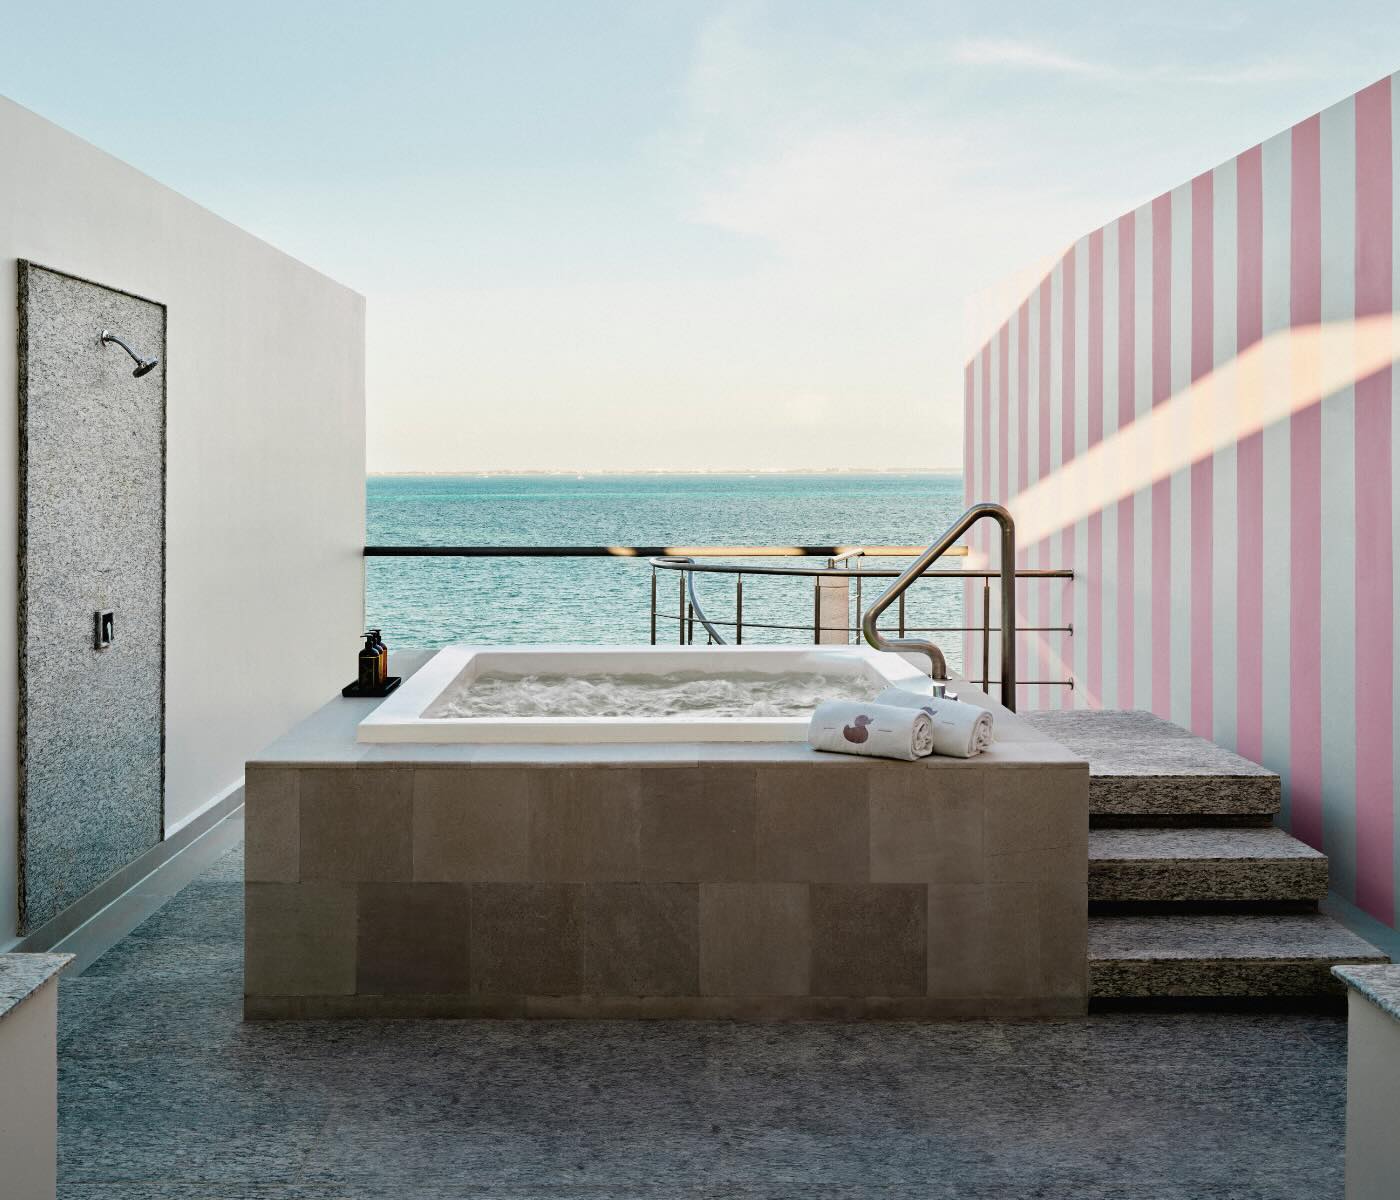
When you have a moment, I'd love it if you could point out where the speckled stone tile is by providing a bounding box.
[1333,963,1400,1023]
[126,881,245,943]
[18,263,166,932]
[55,835,1354,1198]
[0,951,72,1019]
[199,844,247,884]
[1089,827,1328,902]
[1023,709,1281,818]
[1090,913,1388,997]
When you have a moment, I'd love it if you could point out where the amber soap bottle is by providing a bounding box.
[358,634,383,689]
[370,628,388,682]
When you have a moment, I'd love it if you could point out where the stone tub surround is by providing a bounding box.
[0,952,72,1020]
[244,658,1089,1020]
[1334,965,1400,1200]
[1,953,71,1200]
[1334,964,1400,1022]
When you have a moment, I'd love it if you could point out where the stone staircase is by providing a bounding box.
[1023,709,1388,1002]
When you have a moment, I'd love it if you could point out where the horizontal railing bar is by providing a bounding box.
[652,613,1073,636]
[365,544,966,558]
[652,562,1073,580]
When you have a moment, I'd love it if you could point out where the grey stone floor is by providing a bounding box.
[58,840,1348,1199]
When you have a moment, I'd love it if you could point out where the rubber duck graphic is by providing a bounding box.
[842,713,873,744]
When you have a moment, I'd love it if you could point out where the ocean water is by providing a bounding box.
[366,473,970,672]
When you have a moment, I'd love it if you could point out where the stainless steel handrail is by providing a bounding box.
[653,556,728,645]
[861,503,1017,710]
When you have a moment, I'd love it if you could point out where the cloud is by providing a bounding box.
[948,36,1316,87]
[950,38,1110,77]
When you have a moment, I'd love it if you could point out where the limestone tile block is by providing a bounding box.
[980,883,1042,998]
[809,884,927,996]
[244,766,300,883]
[245,882,356,996]
[470,883,583,995]
[869,769,985,883]
[581,883,699,996]
[247,993,525,1020]
[983,766,1088,883]
[925,883,989,999]
[639,767,757,882]
[356,883,472,995]
[699,883,809,996]
[926,882,1046,999]
[754,767,869,883]
[412,768,530,882]
[1036,879,1088,1000]
[298,768,413,883]
[529,769,641,882]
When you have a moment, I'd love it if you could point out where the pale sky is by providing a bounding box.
[6,2,1400,471]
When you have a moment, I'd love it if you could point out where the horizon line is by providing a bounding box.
[366,466,963,478]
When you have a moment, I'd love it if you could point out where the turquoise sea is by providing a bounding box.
[366,473,969,671]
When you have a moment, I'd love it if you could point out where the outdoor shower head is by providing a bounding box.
[100,329,159,378]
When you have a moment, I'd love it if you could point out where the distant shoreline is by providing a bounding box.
[368,467,962,478]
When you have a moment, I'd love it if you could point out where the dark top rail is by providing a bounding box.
[363,544,963,558]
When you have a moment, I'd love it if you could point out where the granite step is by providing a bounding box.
[1088,826,1328,903]
[1088,912,1388,999]
[1022,709,1280,822]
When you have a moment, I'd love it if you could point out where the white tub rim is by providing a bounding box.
[355,643,933,744]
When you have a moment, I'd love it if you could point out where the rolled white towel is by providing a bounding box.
[807,700,934,761]
[873,688,995,758]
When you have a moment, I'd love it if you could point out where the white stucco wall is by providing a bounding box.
[0,96,366,942]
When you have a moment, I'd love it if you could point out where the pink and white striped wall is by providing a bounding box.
[965,71,1400,929]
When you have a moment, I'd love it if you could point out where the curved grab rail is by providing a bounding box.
[652,556,728,645]
[860,503,1017,711]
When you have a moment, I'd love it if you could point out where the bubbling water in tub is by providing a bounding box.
[425,669,886,720]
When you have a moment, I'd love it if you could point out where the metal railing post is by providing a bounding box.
[650,568,657,645]
[678,574,686,645]
[735,575,743,645]
[982,579,991,694]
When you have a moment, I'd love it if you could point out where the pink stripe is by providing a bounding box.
[1289,114,1323,851]
[1062,249,1077,707]
[964,363,973,506]
[998,324,1010,504]
[1353,77,1394,921]
[1151,193,1173,718]
[963,355,974,674]
[964,364,974,671]
[1116,213,1136,708]
[1016,303,1030,689]
[1235,144,1265,763]
[1190,171,1214,737]
[981,345,992,505]
[1038,279,1052,709]
[1017,304,1030,494]
[980,344,992,676]
[1086,230,1105,706]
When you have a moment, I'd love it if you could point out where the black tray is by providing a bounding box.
[342,676,402,699]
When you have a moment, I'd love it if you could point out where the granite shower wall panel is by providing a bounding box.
[964,72,1400,931]
[17,263,165,932]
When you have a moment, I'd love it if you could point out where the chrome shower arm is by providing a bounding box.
[101,329,141,362]
[100,329,159,377]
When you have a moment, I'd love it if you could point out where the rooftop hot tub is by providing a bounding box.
[355,644,931,744]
